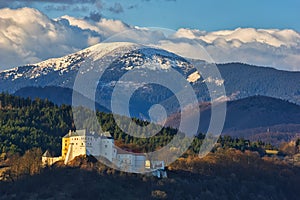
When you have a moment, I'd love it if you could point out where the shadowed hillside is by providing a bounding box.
[166,95,300,145]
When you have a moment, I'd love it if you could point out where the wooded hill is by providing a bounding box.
[0,93,276,156]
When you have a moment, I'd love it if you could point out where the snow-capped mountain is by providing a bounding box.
[0,42,209,118]
[0,42,198,92]
[0,42,300,119]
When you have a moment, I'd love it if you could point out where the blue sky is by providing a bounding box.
[103,0,300,31]
[4,0,300,31]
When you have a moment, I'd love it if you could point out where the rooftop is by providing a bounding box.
[265,150,279,155]
[42,150,52,157]
[63,129,113,139]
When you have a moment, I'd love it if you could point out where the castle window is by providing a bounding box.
[105,145,108,148]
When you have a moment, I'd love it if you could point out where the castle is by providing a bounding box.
[61,130,117,165]
[42,129,167,177]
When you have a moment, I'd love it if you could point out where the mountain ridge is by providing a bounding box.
[1,42,299,105]
[13,85,300,145]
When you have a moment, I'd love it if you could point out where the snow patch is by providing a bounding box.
[187,71,201,83]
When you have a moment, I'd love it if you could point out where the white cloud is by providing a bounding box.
[173,28,300,71]
[0,7,300,71]
[0,7,131,70]
[87,36,101,46]
[59,15,131,39]
[0,8,89,69]
[158,39,213,61]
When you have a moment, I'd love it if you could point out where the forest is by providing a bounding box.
[1,148,300,199]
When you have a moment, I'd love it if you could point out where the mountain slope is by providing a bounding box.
[223,95,300,131]
[166,95,300,144]
[14,86,110,112]
[217,63,300,104]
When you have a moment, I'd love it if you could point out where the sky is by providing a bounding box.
[2,0,300,32]
[0,0,300,71]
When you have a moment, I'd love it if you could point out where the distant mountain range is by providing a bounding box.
[14,85,300,145]
[0,42,299,144]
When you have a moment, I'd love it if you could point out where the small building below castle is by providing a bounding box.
[41,150,61,166]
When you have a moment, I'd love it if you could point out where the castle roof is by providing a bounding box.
[42,150,52,157]
[63,129,112,139]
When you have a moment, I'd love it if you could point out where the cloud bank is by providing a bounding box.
[173,28,300,71]
[0,7,131,69]
[0,7,300,71]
